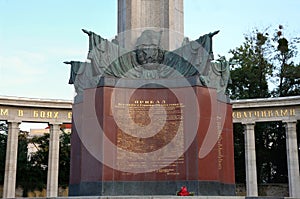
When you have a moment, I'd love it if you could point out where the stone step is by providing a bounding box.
[10,196,298,199]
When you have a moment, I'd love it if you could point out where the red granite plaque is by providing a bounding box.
[70,85,235,195]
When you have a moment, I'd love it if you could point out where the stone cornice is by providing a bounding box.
[231,96,300,109]
[0,95,72,109]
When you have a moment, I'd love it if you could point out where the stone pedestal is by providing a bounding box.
[69,79,235,196]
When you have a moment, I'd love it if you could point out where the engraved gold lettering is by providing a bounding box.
[40,111,46,118]
[53,112,59,119]
[232,108,297,120]
[281,109,288,117]
[33,111,39,118]
[32,111,61,118]
[47,111,52,118]
[218,136,223,170]
[290,109,296,116]
[232,112,236,118]
[248,111,253,117]
[268,110,273,117]
[0,109,8,116]
[133,100,167,104]
[18,110,23,117]
[261,111,267,117]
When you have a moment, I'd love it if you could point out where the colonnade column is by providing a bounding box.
[3,121,20,198]
[46,123,61,197]
[244,122,258,196]
[284,121,300,197]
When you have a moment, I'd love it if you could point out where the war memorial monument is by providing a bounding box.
[67,0,235,196]
[0,2,299,196]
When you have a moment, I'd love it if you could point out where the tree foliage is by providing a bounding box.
[271,25,300,96]
[27,130,71,189]
[58,129,71,187]
[16,131,46,196]
[228,28,272,99]
[229,25,300,184]
[255,122,287,183]
[228,25,300,99]
[233,123,245,183]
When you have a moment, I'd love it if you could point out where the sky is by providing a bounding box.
[1,0,300,102]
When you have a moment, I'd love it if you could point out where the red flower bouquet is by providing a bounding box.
[177,186,194,196]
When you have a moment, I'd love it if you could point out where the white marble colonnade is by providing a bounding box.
[2,122,62,198]
[242,121,300,198]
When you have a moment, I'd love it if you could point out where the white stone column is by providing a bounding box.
[46,123,61,197]
[284,121,300,197]
[244,122,258,196]
[3,121,20,198]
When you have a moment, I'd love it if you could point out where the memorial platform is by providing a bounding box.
[9,196,297,199]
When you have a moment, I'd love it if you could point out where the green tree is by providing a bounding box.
[16,131,46,197]
[270,25,300,96]
[29,130,71,188]
[26,132,50,194]
[29,133,50,173]
[255,122,287,183]
[228,28,272,100]
[233,123,245,183]
[58,129,71,187]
